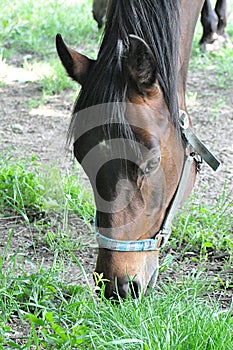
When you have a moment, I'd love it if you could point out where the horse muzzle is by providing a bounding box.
[94,248,159,299]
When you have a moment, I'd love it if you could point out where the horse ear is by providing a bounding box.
[127,35,157,93]
[56,34,94,85]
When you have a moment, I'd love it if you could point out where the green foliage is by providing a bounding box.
[0,252,93,348]
[0,155,94,223]
[86,279,233,350]
[0,0,99,58]
[171,190,233,256]
[0,257,232,349]
[62,173,94,223]
[0,155,45,220]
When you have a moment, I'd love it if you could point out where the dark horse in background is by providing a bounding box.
[200,0,228,49]
[56,0,220,299]
[93,0,228,50]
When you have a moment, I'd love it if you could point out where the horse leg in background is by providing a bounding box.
[200,0,230,51]
[92,0,108,29]
[215,0,227,36]
[199,0,218,47]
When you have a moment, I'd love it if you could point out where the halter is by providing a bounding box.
[95,110,220,252]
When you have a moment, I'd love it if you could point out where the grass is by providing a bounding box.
[87,279,233,350]
[0,154,232,348]
[0,155,94,224]
[171,189,233,257]
[3,217,233,342]
[0,0,100,59]
[0,255,232,349]
[0,0,101,96]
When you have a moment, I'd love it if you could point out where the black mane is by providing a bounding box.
[69,0,180,143]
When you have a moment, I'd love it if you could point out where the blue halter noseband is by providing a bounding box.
[95,230,169,252]
[95,111,220,252]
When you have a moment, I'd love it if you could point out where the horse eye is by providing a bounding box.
[144,157,160,174]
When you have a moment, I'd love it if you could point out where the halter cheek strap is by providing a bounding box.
[95,111,220,252]
[96,154,194,252]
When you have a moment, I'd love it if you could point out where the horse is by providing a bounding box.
[200,0,228,50]
[92,0,228,49]
[92,0,107,29]
[56,0,220,299]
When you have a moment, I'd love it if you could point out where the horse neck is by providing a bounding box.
[177,0,205,109]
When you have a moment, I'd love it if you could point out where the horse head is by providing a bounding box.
[56,0,218,299]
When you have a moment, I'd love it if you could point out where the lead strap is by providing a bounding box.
[179,110,220,171]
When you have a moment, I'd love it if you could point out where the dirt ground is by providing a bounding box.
[0,53,232,312]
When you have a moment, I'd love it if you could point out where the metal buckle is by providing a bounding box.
[155,228,171,249]
[179,110,189,130]
[190,152,203,172]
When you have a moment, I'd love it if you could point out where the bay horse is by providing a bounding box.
[56,0,220,299]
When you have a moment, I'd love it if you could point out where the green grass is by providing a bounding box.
[0,155,45,221]
[0,254,232,349]
[87,280,233,350]
[171,190,233,257]
[0,0,100,59]
[0,0,101,96]
[0,155,94,224]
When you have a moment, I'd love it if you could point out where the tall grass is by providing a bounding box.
[0,254,232,349]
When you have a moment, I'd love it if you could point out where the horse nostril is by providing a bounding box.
[94,276,142,300]
[129,280,141,299]
[116,280,128,299]
[116,278,141,299]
